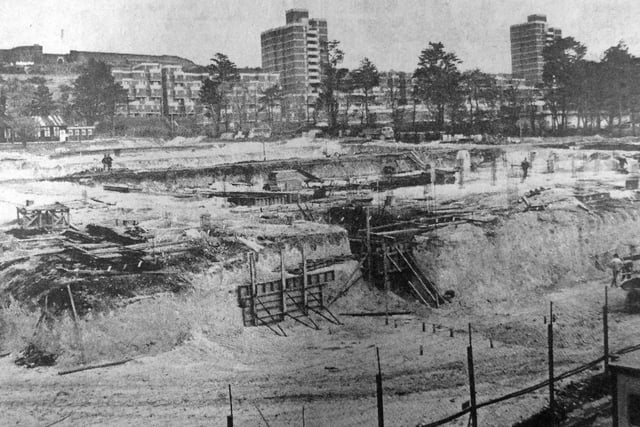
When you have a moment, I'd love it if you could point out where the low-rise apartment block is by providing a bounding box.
[112,63,207,117]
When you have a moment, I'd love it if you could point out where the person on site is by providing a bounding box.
[610,253,624,287]
[101,154,109,171]
[102,153,113,172]
[521,158,530,181]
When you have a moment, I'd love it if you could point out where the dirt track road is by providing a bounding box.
[2,281,634,427]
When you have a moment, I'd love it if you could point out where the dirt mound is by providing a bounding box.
[414,201,640,309]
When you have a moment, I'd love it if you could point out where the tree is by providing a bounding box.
[57,84,75,119]
[338,72,356,129]
[386,72,408,132]
[202,53,239,135]
[317,40,348,133]
[461,69,499,134]
[414,42,463,131]
[352,57,379,126]
[72,59,126,125]
[542,37,587,132]
[601,42,638,134]
[1,78,37,117]
[497,78,523,136]
[27,84,55,116]
[258,84,282,126]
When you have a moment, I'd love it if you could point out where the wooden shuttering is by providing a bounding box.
[237,270,335,327]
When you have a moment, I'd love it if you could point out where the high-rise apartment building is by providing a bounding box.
[510,14,561,84]
[261,9,328,121]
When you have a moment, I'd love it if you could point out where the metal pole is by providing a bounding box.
[227,384,233,427]
[376,346,384,427]
[604,286,609,374]
[548,301,555,424]
[467,324,478,427]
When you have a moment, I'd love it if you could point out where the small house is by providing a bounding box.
[33,115,67,141]
[611,353,640,426]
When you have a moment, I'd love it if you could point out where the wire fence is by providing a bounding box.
[220,287,629,426]
[416,289,623,427]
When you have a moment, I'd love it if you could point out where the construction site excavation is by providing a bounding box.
[3,134,640,426]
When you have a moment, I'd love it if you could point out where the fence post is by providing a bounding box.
[302,245,308,314]
[548,301,555,424]
[227,384,233,427]
[366,206,372,285]
[604,286,609,375]
[249,252,258,326]
[467,323,478,427]
[382,241,389,326]
[376,346,384,427]
[280,248,287,320]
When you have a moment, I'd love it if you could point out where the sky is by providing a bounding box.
[2,0,640,73]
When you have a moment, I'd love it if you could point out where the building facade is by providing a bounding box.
[510,14,561,84]
[261,9,328,121]
[225,68,281,129]
[112,63,208,117]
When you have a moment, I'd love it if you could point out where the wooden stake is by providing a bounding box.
[66,284,78,323]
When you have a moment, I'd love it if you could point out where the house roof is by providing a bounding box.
[32,115,66,127]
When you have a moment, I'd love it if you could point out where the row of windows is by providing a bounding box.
[69,128,92,136]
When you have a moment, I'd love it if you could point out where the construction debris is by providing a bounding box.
[16,202,70,230]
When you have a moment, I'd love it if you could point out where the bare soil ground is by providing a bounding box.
[1,136,640,426]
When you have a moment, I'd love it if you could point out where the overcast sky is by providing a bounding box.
[1,0,640,73]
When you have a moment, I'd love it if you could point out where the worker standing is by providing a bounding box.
[521,158,530,182]
[610,253,624,287]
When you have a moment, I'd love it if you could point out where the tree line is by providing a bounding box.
[3,37,638,139]
[0,59,126,138]
[541,38,640,135]
[319,38,640,137]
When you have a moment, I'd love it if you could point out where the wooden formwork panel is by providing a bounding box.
[237,270,335,327]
